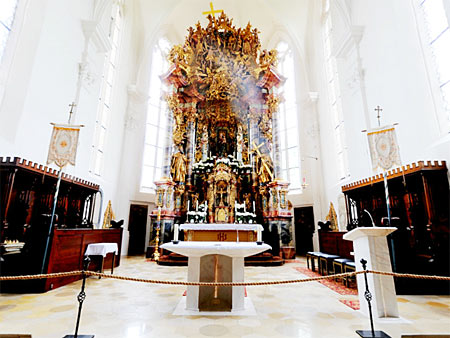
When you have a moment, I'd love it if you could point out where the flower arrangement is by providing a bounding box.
[234,202,256,224]
[187,202,208,223]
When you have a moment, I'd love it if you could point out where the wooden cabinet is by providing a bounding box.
[44,228,123,291]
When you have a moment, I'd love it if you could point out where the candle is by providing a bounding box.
[257,228,262,242]
[196,200,198,211]
[253,201,255,212]
[174,224,179,241]
[187,200,190,211]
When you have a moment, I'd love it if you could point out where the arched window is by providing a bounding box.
[140,37,171,192]
[322,1,349,180]
[418,0,450,130]
[90,3,123,176]
[0,0,19,62]
[276,41,301,191]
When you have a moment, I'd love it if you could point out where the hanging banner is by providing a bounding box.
[47,124,82,168]
[367,125,401,171]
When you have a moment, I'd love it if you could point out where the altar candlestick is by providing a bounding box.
[174,224,179,241]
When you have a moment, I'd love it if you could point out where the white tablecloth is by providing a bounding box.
[85,243,118,257]
[180,223,263,231]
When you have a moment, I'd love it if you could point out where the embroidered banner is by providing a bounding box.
[367,125,401,171]
[47,124,82,168]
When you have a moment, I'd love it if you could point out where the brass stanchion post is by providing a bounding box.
[153,207,162,261]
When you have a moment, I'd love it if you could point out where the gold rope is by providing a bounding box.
[0,271,83,280]
[1,270,449,285]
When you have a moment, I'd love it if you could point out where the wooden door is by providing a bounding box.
[294,207,314,255]
[127,204,148,255]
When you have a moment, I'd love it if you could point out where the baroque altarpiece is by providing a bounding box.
[150,13,294,261]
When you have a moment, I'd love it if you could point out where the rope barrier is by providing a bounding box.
[1,269,449,286]
[366,270,450,281]
[83,270,360,286]
[0,271,83,280]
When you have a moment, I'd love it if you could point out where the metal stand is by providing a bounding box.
[64,257,94,338]
[356,259,391,338]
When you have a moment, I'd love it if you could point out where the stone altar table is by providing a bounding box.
[161,241,270,313]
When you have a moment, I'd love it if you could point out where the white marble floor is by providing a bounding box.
[0,256,449,338]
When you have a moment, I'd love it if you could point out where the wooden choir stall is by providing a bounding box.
[0,157,123,292]
[341,160,449,294]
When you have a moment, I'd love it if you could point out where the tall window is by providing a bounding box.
[277,41,301,191]
[140,38,171,192]
[323,3,349,180]
[0,0,19,62]
[419,0,450,127]
[90,4,122,176]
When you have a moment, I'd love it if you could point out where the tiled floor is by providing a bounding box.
[1,256,449,337]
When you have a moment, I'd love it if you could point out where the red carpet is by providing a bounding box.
[339,299,360,310]
[285,259,303,263]
[294,267,358,296]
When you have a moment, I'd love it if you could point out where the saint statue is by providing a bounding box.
[171,147,188,183]
[218,130,228,157]
[200,125,209,161]
[257,153,273,184]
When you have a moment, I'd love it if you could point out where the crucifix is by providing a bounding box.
[251,141,264,155]
[202,2,223,18]
[68,102,77,124]
[374,105,383,127]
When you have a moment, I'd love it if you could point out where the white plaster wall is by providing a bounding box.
[0,0,136,253]
[310,0,450,241]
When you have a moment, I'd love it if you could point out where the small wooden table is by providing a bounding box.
[85,243,118,276]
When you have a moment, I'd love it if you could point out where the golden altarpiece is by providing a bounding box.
[149,13,293,263]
